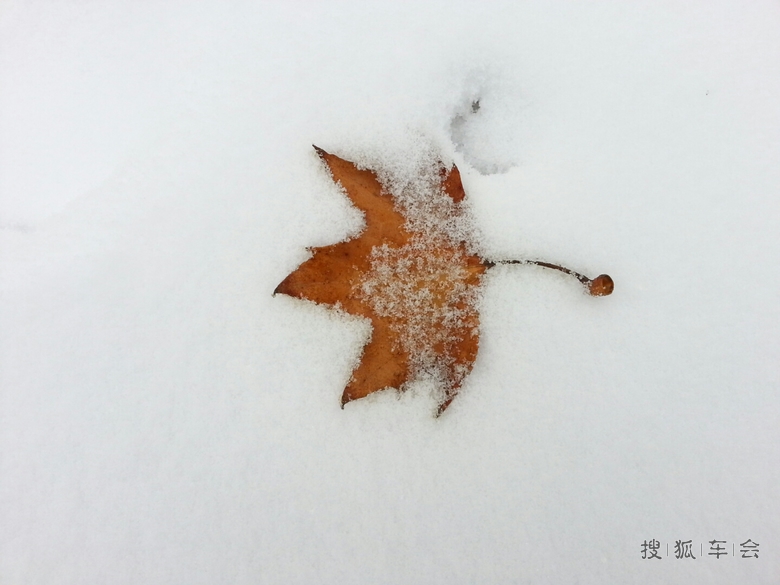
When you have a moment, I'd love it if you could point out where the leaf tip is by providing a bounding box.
[273,279,290,297]
[440,163,466,203]
[436,394,456,417]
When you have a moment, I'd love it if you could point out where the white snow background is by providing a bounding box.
[1,1,779,583]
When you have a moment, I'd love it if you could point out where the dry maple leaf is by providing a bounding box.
[275,146,613,415]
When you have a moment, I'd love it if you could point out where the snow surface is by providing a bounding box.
[1,1,779,583]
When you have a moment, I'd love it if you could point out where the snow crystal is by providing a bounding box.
[350,155,484,395]
[358,235,482,386]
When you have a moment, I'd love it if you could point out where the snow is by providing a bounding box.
[1,1,779,583]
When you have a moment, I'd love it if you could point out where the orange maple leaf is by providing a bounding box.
[275,146,613,415]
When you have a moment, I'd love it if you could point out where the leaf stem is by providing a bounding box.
[484,259,614,296]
